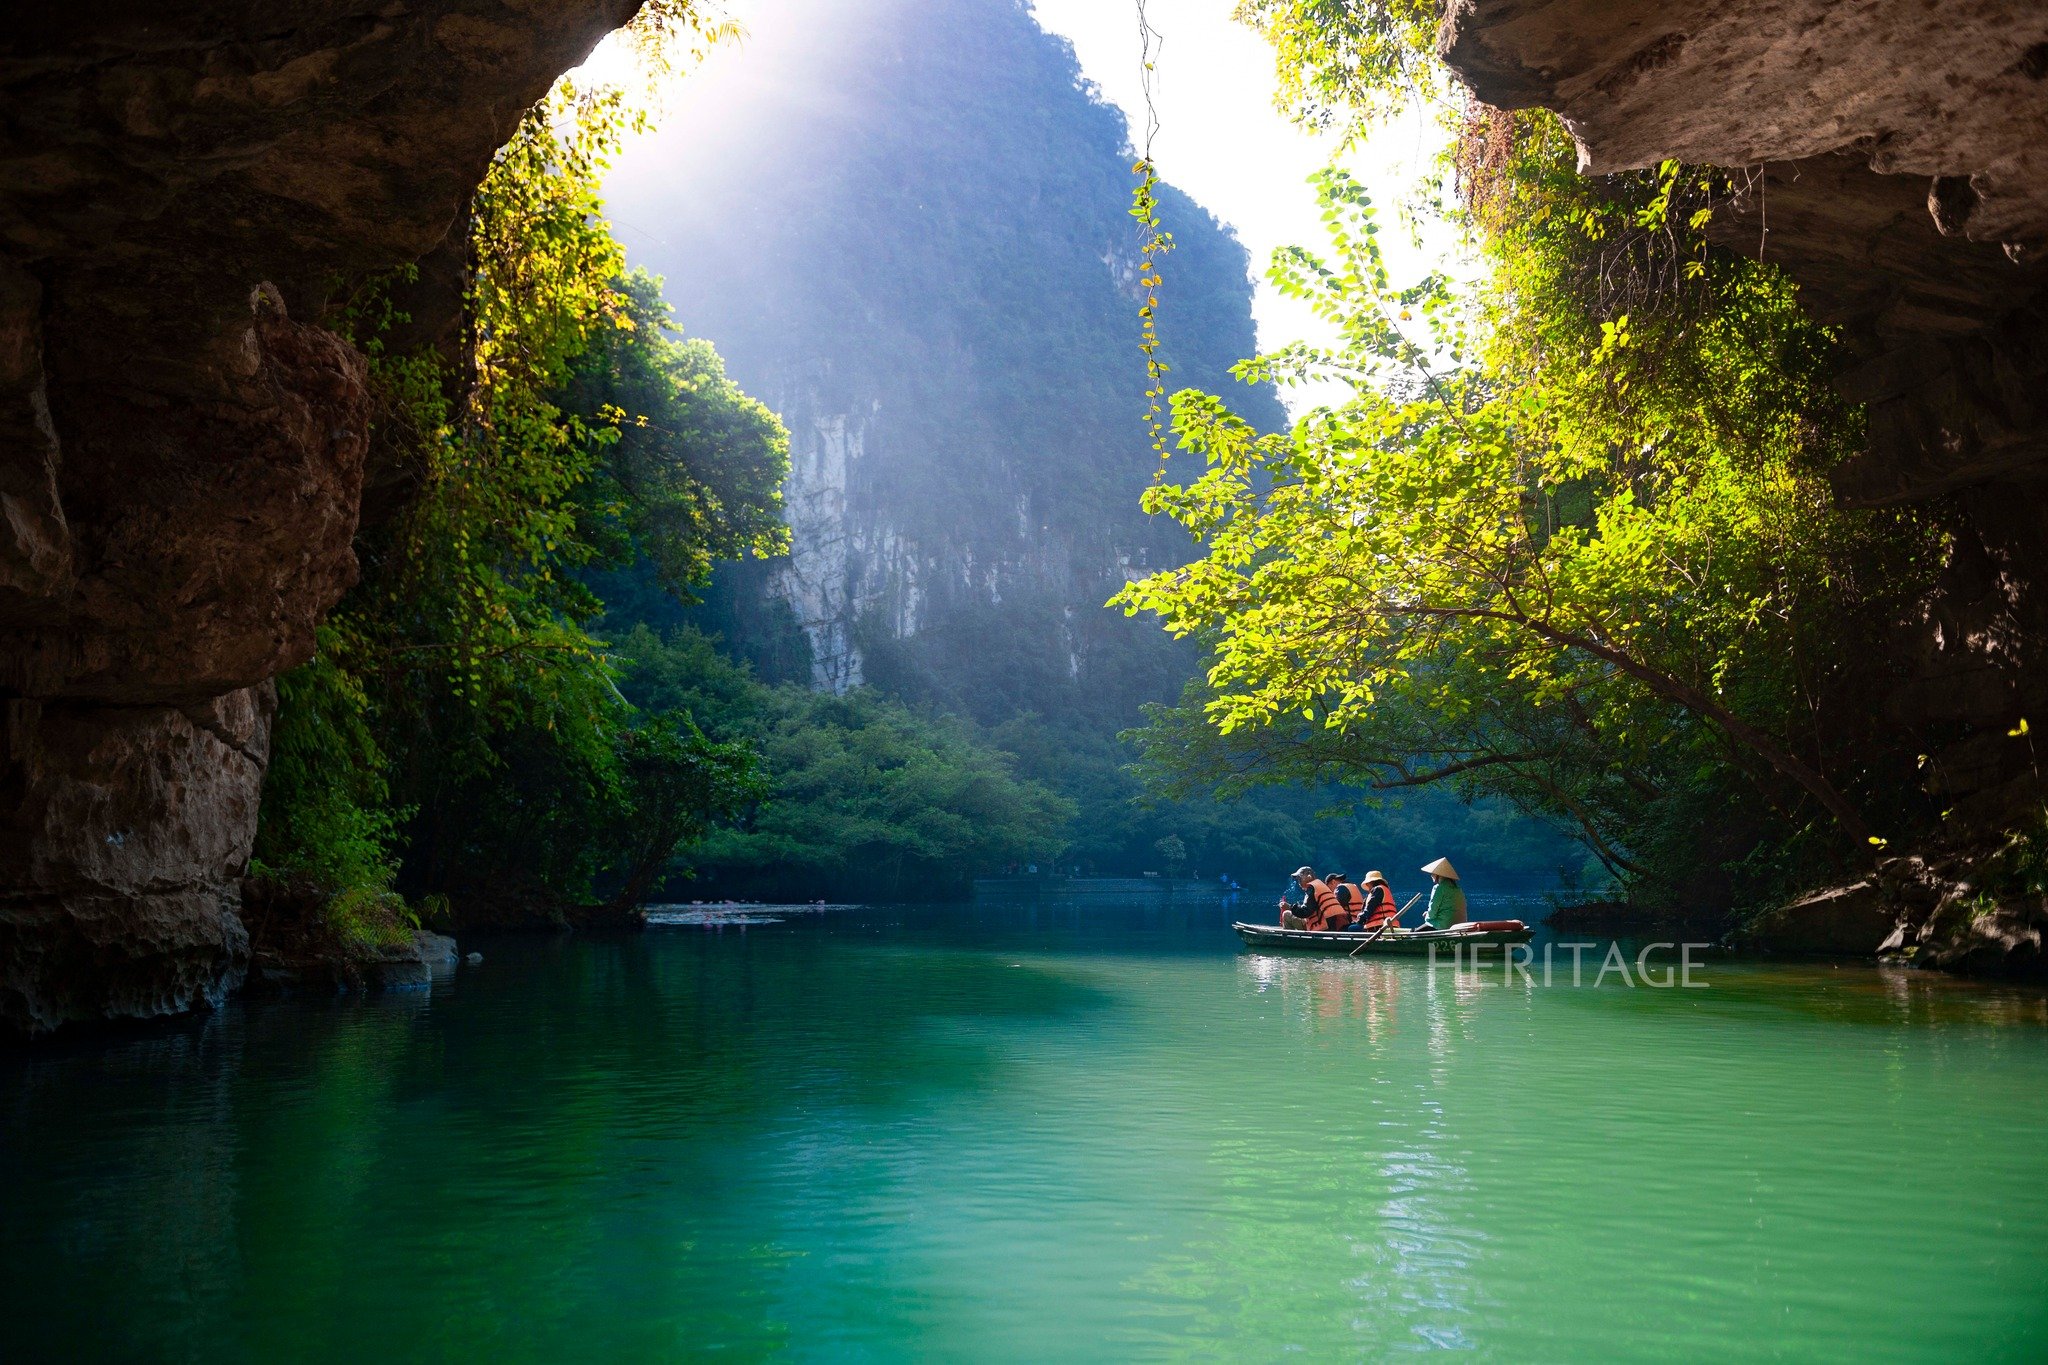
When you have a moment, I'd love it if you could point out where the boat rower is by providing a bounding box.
[1420,857,1467,930]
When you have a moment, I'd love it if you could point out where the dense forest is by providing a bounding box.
[249,77,1083,953]
[247,70,793,951]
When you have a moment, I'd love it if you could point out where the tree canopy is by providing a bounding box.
[1119,32,1945,909]
[254,40,786,939]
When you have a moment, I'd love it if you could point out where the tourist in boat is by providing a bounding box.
[1277,866,1315,928]
[1420,857,1467,930]
[1304,870,1349,930]
[1278,866,1345,930]
[1326,872,1365,929]
[1357,871,1401,930]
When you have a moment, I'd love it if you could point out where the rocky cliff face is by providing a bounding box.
[757,356,1166,700]
[1440,0,2048,968]
[606,0,1280,718]
[1,2,639,1032]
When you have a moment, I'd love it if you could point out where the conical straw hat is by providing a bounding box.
[1420,857,1459,880]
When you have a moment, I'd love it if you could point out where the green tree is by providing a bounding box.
[562,270,789,601]
[255,17,788,931]
[605,716,767,914]
[616,626,1075,901]
[1119,130,1940,907]
[1233,0,1442,141]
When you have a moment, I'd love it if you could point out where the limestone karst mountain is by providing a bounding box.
[603,0,1286,722]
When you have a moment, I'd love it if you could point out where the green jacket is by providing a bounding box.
[1425,880,1467,929]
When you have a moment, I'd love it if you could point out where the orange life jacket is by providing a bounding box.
[1359,883,1398,928]
[1304,878,1346,931]
[1329,881,1365,930]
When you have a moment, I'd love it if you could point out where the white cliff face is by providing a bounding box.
[601,0,1282,713]
[763,378,1117,696]
[769,403,883,691]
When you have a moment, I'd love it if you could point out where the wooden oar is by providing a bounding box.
[1351,893,1422,956]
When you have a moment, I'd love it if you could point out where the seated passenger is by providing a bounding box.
[1325,873,1364,931]
[1357,871,1401,930]
[1278,865,1314,928]
[1278,866,1345,929]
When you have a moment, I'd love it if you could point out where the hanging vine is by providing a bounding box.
[1129,0,1173,469]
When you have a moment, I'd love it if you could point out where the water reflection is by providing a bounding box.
[1,934,1113,1362]
[3,897,2046,1360]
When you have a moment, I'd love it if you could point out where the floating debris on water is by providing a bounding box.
[643,902,861,928]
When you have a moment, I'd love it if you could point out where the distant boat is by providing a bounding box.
[1233,921,1533,955]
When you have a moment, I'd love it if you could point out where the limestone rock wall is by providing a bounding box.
[1,689,271,1032]
[1440,0,2048,516]
[762,376,1098,696]
[1440,0,2048,248]
[0,2,639,1032]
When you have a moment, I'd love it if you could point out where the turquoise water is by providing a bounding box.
[5,888,2048,1361]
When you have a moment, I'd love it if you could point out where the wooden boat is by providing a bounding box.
[1232,920,1533,955]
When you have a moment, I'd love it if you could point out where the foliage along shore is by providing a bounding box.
[244,12,1112,971]
[1115,2,2044,972]
[246,5,1582,980]
[251,2,2045,977]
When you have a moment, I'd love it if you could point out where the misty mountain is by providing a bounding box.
[600,0,1578,883]
[605,0,1281,716]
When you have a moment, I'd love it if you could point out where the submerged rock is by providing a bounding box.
[1872,854,2048,977]
[1741,856,2048,976]
[369,932,459,992]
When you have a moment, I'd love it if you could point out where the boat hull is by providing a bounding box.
[1232,922,1533,955]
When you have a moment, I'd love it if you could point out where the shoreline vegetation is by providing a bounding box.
[245,37,791,971]
[241,1,1579,987]
[1113,2,2043,974]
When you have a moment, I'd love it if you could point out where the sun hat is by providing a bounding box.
[1420,857,1459,880]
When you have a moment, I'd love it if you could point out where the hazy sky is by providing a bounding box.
[1026,0,1457,390]
[578,0,1460,414]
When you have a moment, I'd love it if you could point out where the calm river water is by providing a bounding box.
[5,886,2048,1361]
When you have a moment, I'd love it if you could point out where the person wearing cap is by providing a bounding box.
[1357,871,1400,930]
[1326,872,1365,930]
[1278,866,1315,928]
[1420,857,1466,930]
[1278,866,1344,930]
